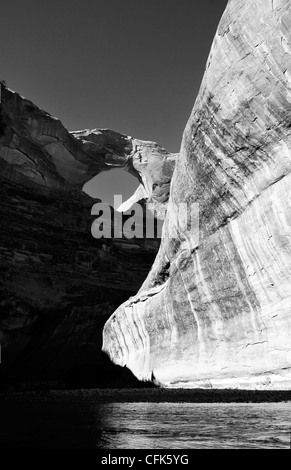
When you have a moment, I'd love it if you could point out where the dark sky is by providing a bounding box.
[2,0,228,205]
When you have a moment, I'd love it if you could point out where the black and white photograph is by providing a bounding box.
[0,0,290,455]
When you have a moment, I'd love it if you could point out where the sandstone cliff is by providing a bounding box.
[0,85,173,386]
[103,0,291,389]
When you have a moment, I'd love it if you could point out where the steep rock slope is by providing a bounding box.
[103,0,291,389]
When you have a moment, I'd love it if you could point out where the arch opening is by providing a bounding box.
[84,169,164,240]
[83,169,139,210]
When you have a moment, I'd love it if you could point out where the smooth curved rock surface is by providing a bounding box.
[103,0,291,389]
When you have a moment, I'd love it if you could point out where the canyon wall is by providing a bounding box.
[103,0,291,389]
[0,85,172,386]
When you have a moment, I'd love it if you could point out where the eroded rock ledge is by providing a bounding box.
[103,0,291,389]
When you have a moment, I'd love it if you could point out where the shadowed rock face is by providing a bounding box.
[0,85,172,384]
[103,0,291,389]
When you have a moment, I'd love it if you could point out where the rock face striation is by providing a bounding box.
[0,85,174,384]
[103,0,291,389]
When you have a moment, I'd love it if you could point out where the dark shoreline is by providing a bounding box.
[1,387,291,403]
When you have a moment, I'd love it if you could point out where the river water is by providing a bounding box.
[0,390,290,449]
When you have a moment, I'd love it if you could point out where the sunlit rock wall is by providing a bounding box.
[103,0,291,389]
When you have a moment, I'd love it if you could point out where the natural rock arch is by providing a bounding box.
[0,83,176,216]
